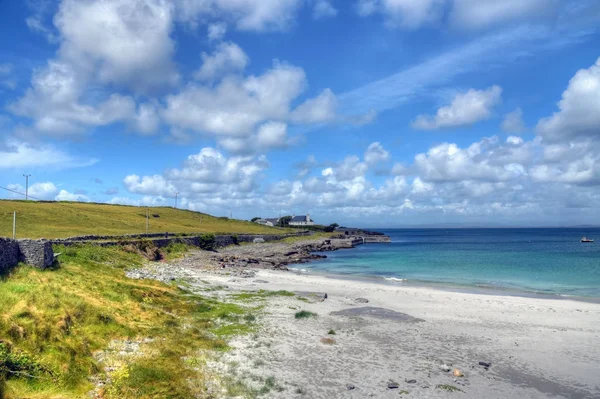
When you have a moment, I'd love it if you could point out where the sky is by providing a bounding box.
[0,0,599,227]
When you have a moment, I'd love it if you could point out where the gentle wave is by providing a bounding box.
[383,277,406,282]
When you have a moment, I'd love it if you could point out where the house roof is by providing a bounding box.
[291,215,309,222]
[265,218,279,224]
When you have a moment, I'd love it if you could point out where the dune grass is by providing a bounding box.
[0,244,258,398]
[0,200,288,239]
[294,311,317,319]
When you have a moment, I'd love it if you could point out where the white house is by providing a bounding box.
[289,214,315,226]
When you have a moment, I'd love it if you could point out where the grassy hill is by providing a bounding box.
[0,200,285,239]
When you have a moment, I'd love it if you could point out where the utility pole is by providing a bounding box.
[174,192,179,209]
[13,211,16,239]
[23,174,31,200]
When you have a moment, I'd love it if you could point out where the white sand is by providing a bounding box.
[196,269,600,398]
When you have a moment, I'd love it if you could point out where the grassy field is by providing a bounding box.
[0,245,263,398]
[0,200,286,239]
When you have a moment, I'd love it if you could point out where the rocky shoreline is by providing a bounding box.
[178,237,368,272]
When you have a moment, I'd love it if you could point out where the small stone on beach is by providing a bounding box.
[387,382,399,389]
[405,379,417,384]
[478,361,491,368]
[355,298,369,303]
[346,384,355,390]
[439,364,451,372]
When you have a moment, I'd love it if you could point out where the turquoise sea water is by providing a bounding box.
[301,228,600,299]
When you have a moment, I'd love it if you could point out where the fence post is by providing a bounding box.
[13,211,16,239]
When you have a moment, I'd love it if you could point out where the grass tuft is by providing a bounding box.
[436,384,464,393]
[294,311,317,320]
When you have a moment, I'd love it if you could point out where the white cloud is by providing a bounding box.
[124,174,175,197]
[124,148,270,209]
[0,138,98,169]
[413,136,530,182]
[55,0,179,92]
[218,122,294,154]
[502,108,526,133]
[355,0,446,29]
[163,61,306,137]
[291,89,338,124]
[129,103,161,135]
[174,0,304,32]
[255,122,290,150]
[25,0,59,43]
[450,0,557,30]
[313,1,338,19]
[8,61,152,136]
[412,86,502,130]
[536,57,600,143]
[55,189,90,202]
[195,42,249,81]
[364,142,390,165]
[208,22,228,41]
[6,182,58,200]
[0,64,16,90]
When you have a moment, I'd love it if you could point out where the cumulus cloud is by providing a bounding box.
[6,182,58,200]
[55,0,179,92]
[412,86,502,130]
[536,57,600,143]
[123,147,269,208]
[502,108,526,133]
[218,122,295,154]
[313,0,338,19]
[207,22,227,41]
[195,42,249,81]
[291,89,338,124]
[8,61,152,136]
[364,142,390,165]
[163,61,306,137]
[413,136,530,182]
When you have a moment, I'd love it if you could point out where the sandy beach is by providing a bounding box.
[131,241,600,398]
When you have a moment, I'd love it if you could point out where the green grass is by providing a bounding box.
[294,311,317,320]
[327,329,336,335]
[230,290,296,301]
[436,384,463,393]
[0,244,257,398]
[0,200,289,239]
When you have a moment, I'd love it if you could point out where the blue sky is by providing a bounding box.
[1,0,599,227]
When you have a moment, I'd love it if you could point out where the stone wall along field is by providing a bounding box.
[0,238,20,273]
[0,238,54,273]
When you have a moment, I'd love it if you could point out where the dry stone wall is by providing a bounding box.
[0,238,54,272]
[0,238,20,273]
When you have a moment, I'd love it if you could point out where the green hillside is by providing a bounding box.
[0,200,285,239]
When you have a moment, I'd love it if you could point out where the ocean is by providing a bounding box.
[300,228,600,299]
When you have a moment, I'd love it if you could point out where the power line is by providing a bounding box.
[0,185,44,201]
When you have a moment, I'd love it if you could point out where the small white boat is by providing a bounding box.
[581,237,594,243]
